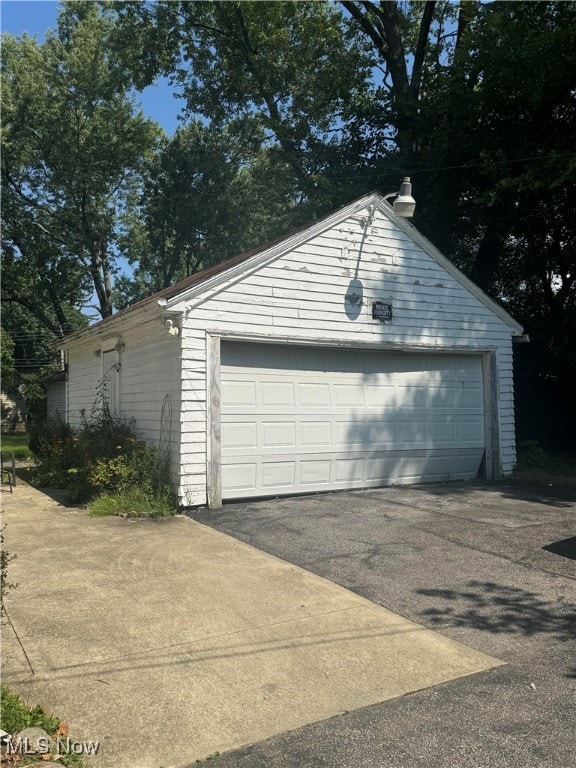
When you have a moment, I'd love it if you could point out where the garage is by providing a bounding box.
[61,190,523,508]
[221,341,485,500]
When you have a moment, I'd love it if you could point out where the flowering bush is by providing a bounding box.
[88,442,157,494]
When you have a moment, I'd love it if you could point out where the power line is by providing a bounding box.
[332,152,576,181]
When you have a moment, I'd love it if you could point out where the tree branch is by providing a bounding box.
[341,2,386,55]
[2,291,65,338]
[411,1,436,98]
[375,0,410,100]
[223,3,309,188]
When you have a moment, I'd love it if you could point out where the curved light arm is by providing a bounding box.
[384,177,416,217]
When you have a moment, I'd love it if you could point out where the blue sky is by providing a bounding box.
[1,0,187,314]
[1,0,182,135]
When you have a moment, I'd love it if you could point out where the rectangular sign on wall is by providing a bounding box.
[372,301,393,321]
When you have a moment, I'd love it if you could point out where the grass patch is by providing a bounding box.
[1,432,31,460]
[0,685,84,766]
[88,486,175,518]
[0,685,59,734]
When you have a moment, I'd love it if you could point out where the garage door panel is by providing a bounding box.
[222,380,257,406]
[455,356,483,376]
[424,355,454,374]
[334,457,365,483]
[262,462,295,488]
[221,341,257,367]
[262,422,297,448]
[301,421,332,446]
[299,383,331,406]
[293,346,328,371]
[396,386,428,408]
[429,386,455,407]
[457,387,483,409]
[368,421,397,445]
[261,382,295,406]
[220,450,485,497]
[361,351,391,374]
[366,384,396,408]
[222,422,258,448]
[389,354,424,374]
[453,453,484,477]
[430,421,455,442]
[220,343,485,499]
[333,384,365,407]
[256,345,296,370]
[426,455,453,479]
[365,456,402,481]
[224,463,258,492]
[400,421,428,444]
[336,420,370,446]
[327,348,361,373]
[299,460,331,486]
[458,421,484,443]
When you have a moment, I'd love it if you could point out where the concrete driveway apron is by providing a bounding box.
[2,482,501,768]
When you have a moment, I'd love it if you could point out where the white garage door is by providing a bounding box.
[220,342,485,500]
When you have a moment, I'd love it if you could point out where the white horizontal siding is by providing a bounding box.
[66,321,182,487]
[47,382,66,420]
[178,206,517,505]
[497,346,516,475]
[179,328,208,506]
[117,323,182,484]
[67,351,102,426]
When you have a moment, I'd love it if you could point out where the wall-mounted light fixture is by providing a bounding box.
[163,318,180,337]
[384,177,416,218]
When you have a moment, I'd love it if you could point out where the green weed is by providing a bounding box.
[0,685,84,766]
[88,487,175,518]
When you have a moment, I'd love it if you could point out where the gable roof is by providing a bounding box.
[61,191,523,345]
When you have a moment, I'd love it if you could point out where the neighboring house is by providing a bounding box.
[45,370,67,421]
[59,192,524,508]
[1,391,26,432]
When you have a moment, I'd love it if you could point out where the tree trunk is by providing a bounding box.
[342,1,438,166]
[470,219,505,295]
[90,242,114,318]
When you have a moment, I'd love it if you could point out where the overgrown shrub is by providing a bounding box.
[88,441,157,494]
[516,439,547,469]
[29,416,81,489]
[29,405,175,515]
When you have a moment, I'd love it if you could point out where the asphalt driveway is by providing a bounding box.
[194,481,576,768]
[2,482,500,768]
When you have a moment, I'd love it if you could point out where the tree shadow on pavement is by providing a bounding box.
[416,580,576,642]
[13,470,81,508]
[417,481,576,508]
